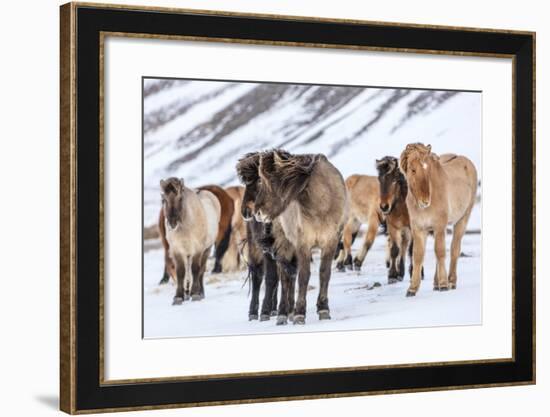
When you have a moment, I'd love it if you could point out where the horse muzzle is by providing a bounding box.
[254,211,271,224]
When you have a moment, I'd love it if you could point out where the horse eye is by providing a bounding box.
[411,169,416,174]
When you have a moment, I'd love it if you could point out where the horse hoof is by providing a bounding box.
[288,312,295,322]
[318,310,331,320]
[293,315,306,325]
[158,274,170,285]
[249,314,258,321]
[388,278,398,285]
[172,297,184,305]
[406,290,416,297]
[336,262,345,272]
[276,315,288,325]
[353,264,362,272]
[433,286,449,292]
[183,294,190,301]
[260,314,271,322]
[191,294,202,301]
[212,264,222,274]
[270,310,278,317]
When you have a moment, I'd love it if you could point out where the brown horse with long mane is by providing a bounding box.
[399,143,477,296]
[376,156,411,283]
[238,149,348,325]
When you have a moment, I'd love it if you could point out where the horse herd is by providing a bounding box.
[157,142,478,325]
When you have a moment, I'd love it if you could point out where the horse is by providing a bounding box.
[376,156,412,283]
[237,154,297,323]
[399,143,477,296]
[222,185,247,272]
[197,185,234,273]
[335,175,384,272]
[239,149,348,325]
[157,184,233,284]
[160,178,221,304]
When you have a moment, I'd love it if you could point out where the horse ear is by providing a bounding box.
[160,179,167,190]
[426,144,432,153]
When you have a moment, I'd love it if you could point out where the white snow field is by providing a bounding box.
[143,232,481,339]
[142,79,482,339]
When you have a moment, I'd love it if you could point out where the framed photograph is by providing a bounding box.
[60,2,535,414]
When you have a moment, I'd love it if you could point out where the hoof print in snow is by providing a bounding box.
[172,297,184,305]
[318,310,331,320]
[260,314,271,321]
[249,314,259,321]
[293,315,306,325]
[276,315,288,325]
[406,290,416,297]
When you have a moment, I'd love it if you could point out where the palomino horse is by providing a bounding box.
[399,143,477,296]
[157,184,234,284]
[237,154,297,323]
[376,156,411,283]
[160,178,221,304]
[335,175,384,272]
[240,149,348,325]
[222,185,247,272]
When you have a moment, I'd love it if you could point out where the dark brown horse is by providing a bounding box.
[237,153,297,323]
[376,156,411,283]
[158,184,234,284]
[238,150,348,325]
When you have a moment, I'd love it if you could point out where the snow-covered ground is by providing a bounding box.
[143,231,481,339]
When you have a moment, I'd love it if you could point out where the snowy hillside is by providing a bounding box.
[143,79,481,227]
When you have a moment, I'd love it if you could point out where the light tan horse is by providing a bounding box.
[335,175,384,272]
[222,185,247,272]
[399,143,477,296]
[160,178,221,304]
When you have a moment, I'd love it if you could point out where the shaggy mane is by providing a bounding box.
[236,152,261,185]
[399,143,434,173]
[260,149,322,199]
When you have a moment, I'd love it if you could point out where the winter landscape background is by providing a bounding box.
[142,78,482,339]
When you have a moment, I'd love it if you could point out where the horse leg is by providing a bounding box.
[408,237,424,280]
[336,220,354,271]
[353,215,379,271]
[293,248,312,325]
[387,224,401,283]
[182,255,193,301]
[317,241,338,320]
[433,228,449,291]
[448,209,472,289]
[248,262,263,321]
[407,228,427,296]
[172,254,186,305]
[398,229,410,280]
[212,224,232,273]
[191,249,208,300]
[276,263,290,325]
[271,279,279,316]
[260,255,278,321]
[288,263,297,321]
